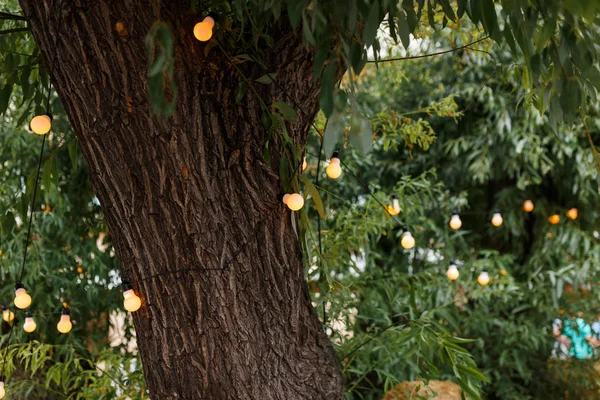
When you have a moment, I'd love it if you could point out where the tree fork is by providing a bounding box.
[19,1,343,398]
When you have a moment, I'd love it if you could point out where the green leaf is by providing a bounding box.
[350,110,373,154]
[456,364,490,383]
[397,10,411,50]
[256,73,277,84]
[274,101,297,121]
[323,112,345,157]
[299,174,326,218]
[481,0,499,39]
[363,0,380,47]
[319,59,336,117]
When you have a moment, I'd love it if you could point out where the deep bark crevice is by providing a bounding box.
[19,1,343,398]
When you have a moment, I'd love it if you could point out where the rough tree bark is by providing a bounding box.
[19,1,343,398]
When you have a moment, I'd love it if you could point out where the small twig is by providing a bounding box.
[0,27,29,35]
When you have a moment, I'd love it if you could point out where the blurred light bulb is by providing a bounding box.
[566,208,578,220]
[122,285,142,312]
[13,284,31,309]
[302,157,308,171]
[57,308,72,333]
[400,229,415,249]
[1,306,14,322]
[387,195,401,216]
[491,212,503,227]
[446,263,459,281]
[449,213,462,230]
[548,214,560,225]
[478,270,490,286]
[193,16,215,41]
[282,194,290,204]
[523,200,534,213]
[286,193,304,211]
[0,378,5,399]
[30,113,52,135]
[23,313,36,333]
[326,153,342,179]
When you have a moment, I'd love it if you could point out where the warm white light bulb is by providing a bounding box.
[566,208,578,220]
[14,286,32,309]
[400,231,415,249]
[282,194,290,204]
[57,309,73,334]
[123,289,142,312]
[523,200,534,213]
[286,193,304,211]
[387,197,401,216]
[446,264,459,281]
[23,316,36,333]
[193,17,215,42]
[491,212,503,227]
[0,380,5,399]
[326,158,342,179]
[2,308,14,322]
[449,214,462,230]
[30,114,52,135]
[478,271,490,286]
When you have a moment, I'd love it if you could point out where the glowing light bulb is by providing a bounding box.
[286,193,304,211]
[30,113,52,135]
[57,308,72,333]
[566,208,578,220]
[122,284,142,312]
[23,312,36,333]
[478,269,490,286]
[326,153,342,179]
[523,200,534,213]
[387,194,401,216]
[449,213,462,230]
[548,214,560,225]
[491,211,503,227]
[193,16,215,42]
[13,283,31,309]
[1,306,14,322]
[302,157,308,171]
[446,263,459,281]
[282,194,290,204]
[400,228,415,249]
[0,378,5,399]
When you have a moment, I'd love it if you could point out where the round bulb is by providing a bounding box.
[23,317,36,333]
[0,381,5,399]
[446,265,459,281]
[491,212,503,227]
[549,214,560,225]
[30,114,52,135]
[2,309,14,322]
[193,22,213,41]
[400,231,415,249]
[326,159,342,179]
[203,16,215,28]
[14,288,32,309]
[286,193,304,211]
[57,314,72,334]
[387,199,401,216]
[478,271,490,286]
[282,194,290,204]
[302,157,308,171]
[567,208,578,220]
[123,289,142,312]
[523,200,534,213]
[449,214,462,230]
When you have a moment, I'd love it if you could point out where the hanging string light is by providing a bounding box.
[491,210,503,227]
[548,214,560,225]
[13,283,31,309]
[449,211,462,230]
[56,307,73,333]
[325,152,342,179]
[478,269,490,286]
[400,227,415,249]
[1,306,14,323]
[566,208,578,220]
[523,200,534,212]
[386,194,401,216]
[122,284,142,312]
[446,261,459,281]
[0,376,5,399]
[286,193,304,211]
[23,312,36,333]
[29,113,52,135]
[193,16,215,41]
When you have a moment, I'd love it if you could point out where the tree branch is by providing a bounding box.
[0,26,29,35]
[367,35,491,63]
[0,11,26,21]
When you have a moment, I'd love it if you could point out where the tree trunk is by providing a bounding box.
[19,1,343,398]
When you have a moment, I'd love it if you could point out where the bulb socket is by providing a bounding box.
[452,210,459,215]
[25,311,32,318]
[1,305,6,311]
[493,208,501,214]
[61,307,70,315]
[391,194,398,200]
[44,112,53,121]
[402,226,409,233]
[0,375,5,382]
[482,268,488,273]
[122,283,131,292]
[15,282,24,291]
[331,151,339,159]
